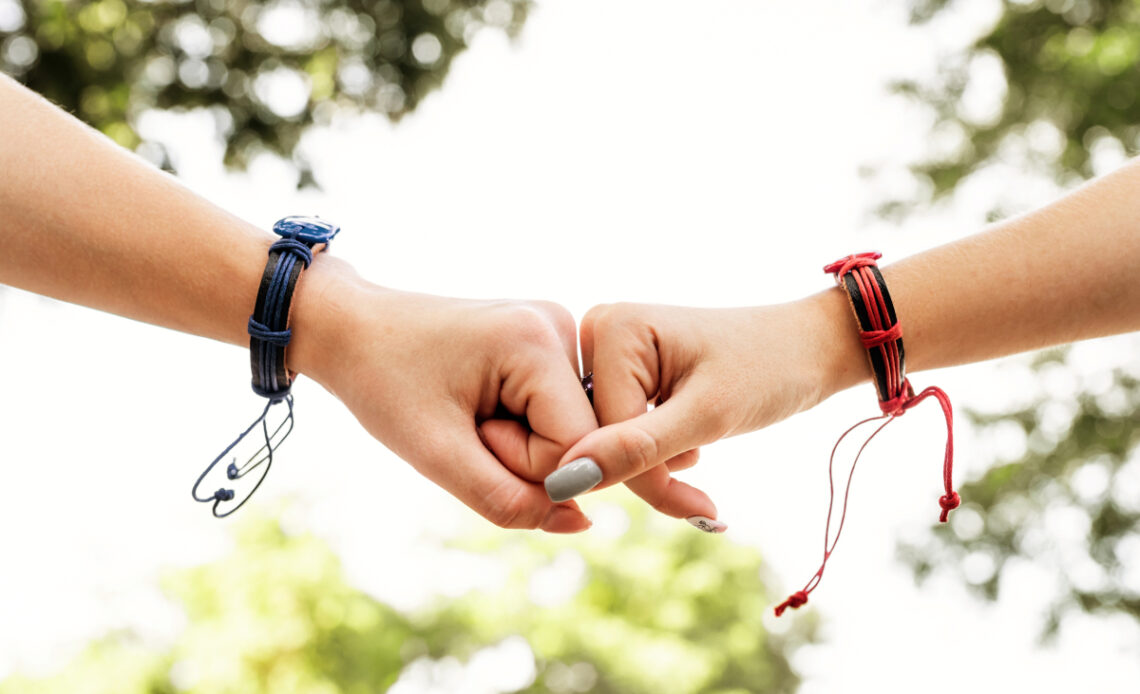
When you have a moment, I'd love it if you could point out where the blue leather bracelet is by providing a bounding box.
[249,216,340,399]
[191,216,340,518]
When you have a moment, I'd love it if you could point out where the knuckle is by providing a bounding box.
[580,305,604,345]
[500,304,560,350]
[613,424,660,473]
[581,303,609,332]
[585,302,642,340]
[530,300,576,336]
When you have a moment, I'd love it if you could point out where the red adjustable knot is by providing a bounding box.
[823,252,882,277]
[878,379,916,416]
[774,590,809,617]
[939,491,961,522]
[879,397,908,416]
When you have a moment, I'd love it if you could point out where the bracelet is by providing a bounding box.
[775,252,959,617]
[826,252,905,406]
[191,216,340,518]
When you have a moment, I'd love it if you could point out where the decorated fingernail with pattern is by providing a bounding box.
[686,516,728,534]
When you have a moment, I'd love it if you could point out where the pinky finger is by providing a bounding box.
[623,465,718,522]
[665,448,700,472]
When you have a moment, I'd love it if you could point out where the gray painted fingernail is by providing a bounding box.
[545,458,603,502]
[687,516,728,534]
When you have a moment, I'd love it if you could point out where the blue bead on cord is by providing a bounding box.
[192,216,339,518]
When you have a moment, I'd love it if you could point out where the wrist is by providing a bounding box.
[287,253,369,389]
[798,287,872,399]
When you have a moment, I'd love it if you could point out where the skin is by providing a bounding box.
[559,159,1140,519]
[5,69,1139,530]
[0,74,637,533]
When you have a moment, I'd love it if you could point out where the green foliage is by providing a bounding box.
[0,501,809,693]
[900,350,1140,637]
[890,0,1140,216]
[0,0,529,168]
[891,0,1140,639]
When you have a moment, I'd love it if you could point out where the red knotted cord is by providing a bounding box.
[775,253,960,617]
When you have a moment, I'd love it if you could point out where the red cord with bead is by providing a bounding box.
[774,252,960,617]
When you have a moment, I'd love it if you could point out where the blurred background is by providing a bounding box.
[2,0,1140,691]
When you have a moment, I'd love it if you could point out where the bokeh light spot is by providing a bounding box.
[2,34,37,68]
[0,0,25,33]
[411,32,442,66]
[254,66,312,118]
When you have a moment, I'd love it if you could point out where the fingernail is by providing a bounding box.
[687,516,728,534]
[545,457,603,502]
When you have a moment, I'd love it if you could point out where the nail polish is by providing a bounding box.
[544,457,603,502]
[686,516,727,534]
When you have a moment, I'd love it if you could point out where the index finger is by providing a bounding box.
[415,408,592,533]
[492,338,599,480]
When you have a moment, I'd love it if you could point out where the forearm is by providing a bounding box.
[0,74,345,380]
[815,158,1140,395]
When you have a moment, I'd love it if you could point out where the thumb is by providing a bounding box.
[544,386,720,502]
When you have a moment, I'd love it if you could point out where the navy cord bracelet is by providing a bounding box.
[191,216,340,518]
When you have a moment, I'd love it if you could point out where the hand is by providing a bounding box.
[292,258,598,533]
[544,293,864,522]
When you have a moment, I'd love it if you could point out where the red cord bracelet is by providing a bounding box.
[774,252,960,617]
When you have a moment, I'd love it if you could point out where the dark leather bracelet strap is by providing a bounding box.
[249,243,307,399]
[834,259,905,403]
[248,217,339,400]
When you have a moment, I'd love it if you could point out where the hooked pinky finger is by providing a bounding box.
[665,448,700,472]
[622,464,717,521]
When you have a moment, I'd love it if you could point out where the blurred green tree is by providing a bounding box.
[0,503,811,693]
[893,1,1140,638]
[0,0,529,171]
[900,349,1140,637]
[887,0,1140,218]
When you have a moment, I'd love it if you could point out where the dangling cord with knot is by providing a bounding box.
[774,413,894,616]
[191,395,295,518]
[880,382,958,522]
[776,252,960,616]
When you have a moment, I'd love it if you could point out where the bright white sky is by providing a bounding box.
[2,0,1140,692]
